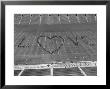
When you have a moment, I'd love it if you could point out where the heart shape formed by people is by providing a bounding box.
[37,35,64,54]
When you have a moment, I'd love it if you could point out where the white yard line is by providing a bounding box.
[29,14,31,24]
[85,15,88,23]
[47,14,49,25]
[50,67,53,76]
[59,15,61,24]
[76,15,80,23]
[95,15,97,22]
[40,15,41,25]
[67,15,71,23]
[78,66,87,76]
[19,14,22,24]
[18,69,25,76]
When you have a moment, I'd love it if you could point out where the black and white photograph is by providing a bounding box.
[2,2,107,85]
[14,14,97,76]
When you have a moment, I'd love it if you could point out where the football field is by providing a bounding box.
[14,14,97,76]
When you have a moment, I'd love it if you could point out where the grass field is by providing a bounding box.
[14,14,97,76]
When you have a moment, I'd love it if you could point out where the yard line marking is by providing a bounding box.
[18,69,25,76]
[29,14,31,24]
[39,14,41,25]
[19,14,22,24]
[85,15,88,23]
[95,15,97,22]
[76,15,80,23]
[67,15,71,23]
[59,15,61,24]
[78,66,87,76]
[50,67,53,76]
